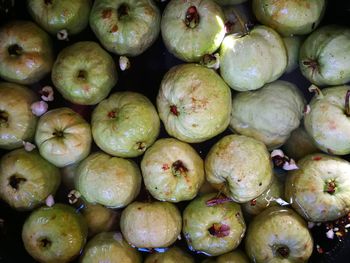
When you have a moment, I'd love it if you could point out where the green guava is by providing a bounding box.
[144,247,194,263]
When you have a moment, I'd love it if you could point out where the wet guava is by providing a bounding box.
[0,148,60,211]
[0,20,53,85]
[0,82,38,150]
[27,0,92,35]
[75,152,141,208]
[141,138,204,202]
[61,162,80,190]
[242,175,284,216]
[161,0,225,62]
[90,0,160,56]
[120,201,182,248]
[22,203,88,263]
[198,179,217,196]
[299,25,350,86]
[283,36,303,74]
[285,154,350,222]
[205,134,273,203]
[202,250,250,263]
[252,0,326,36]
[157,63,231,143]
[282,126,319,161]
[304,85,350,155]
[51,41,117,105]
[222,4,251,36]
[219,25,287,91]
[91,91,160,158]
[80,232,142,263]
[230,80,305,149]
[183,193,246,256]
[144,247,194,263]
[245,206,313,263]
[35,107,92,168]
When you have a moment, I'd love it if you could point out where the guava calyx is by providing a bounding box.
[52,130,64,137]
[77,70,87,80]
[8,44,23,57]
[208,223,230,238]
[38,237,52,249]
[276,246,290,258]
[303,59,319,76]
[250,199,257,206]
[107,110,117,119]
[8,174,27,190]
[185,6,200,29]
[171,160,188,177]
[118,3,129,19]
[325,179,337,195]
[345,90,350,117]
[0,111,9,127]
[206,195,232,207]
[170,105,179,116]
[135,141,146,151]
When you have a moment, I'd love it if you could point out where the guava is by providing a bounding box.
[283,36,303,74]
[202,250,249,263]
[144,247,194,263]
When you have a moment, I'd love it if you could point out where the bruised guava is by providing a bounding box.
[141,138,204,202]
[0,82,38,150]
[304,85,350,155]
[205,134,273,203]
[92,91,160,158]
[90,0,160,56]
[183,193,246,256]
[0,148,60,211]
[245,206,313,263]
[202,250,250,263]
[230,80,305,149]
[35,107,92,167]
[75,152,141,208]
[80,232,142,263]
[161,0,225,62]
[120,201,182,248]
[22,204,88,263]
[252,0,325,36]
[299,25,350,86]
[145,247,194,263]
[285,154,350,222]
[157,64,231,143]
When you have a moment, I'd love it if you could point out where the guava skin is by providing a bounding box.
[90,0,160,56]
[283,36,303,74]
[35,107,92,168]
[22,204,88,263]
[214,0,247,5]
[245,206,313,263]
[0,82,38,150]
[157,64,231,143]
[202,250,250,263]
[304,86,350,155]
[80,232,142,263]
[75,152,141,208]
[182,193,246,256]
[285,154,350,222]
[252,0,326,36]
[230,80,305,149]
[220,25,287,91]
[51,41,117,105]
[145,247,194,263]
[242,175,284,216]
[299,25,350,86]
[0,20,54,85]
[222,4,251,36]
[205,135,273,203]
[0,148,60,211]
[92,91,160,158]
[27,0,92,35]
[161,0,225,62]
[120,201,182,248]
[141,138,204,202]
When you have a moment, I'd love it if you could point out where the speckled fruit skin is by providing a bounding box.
[205,135,273,203]
[0,148,60,211]
[91,91,160,158]
[141,138,204,202]
[80,232,142,263]
[285,154,350,222]
[304,86,350,155]
[219,25,287,91]
[144,247,194,263]
[0,82,38,150]
[90,0,160,56]
[245,206,313,263]
[157,64,231,143]
[35,107,92,168]
[161,0,225,62]
[120,201,182,248]
[27,0,92,35]
[202,250,250,263]
[51,41,117,105]
[22,204,88,263]
[182,193,246,256]
[299,25,350,86]
[75,152,141,208]
[252,0,326,36]
[229,80,305,150]
[0,20,54,85]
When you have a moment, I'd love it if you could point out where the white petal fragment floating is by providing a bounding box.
[31,101,48,117]
[119,56,130,71]
[40,86,54,102]
[22,141,36,151]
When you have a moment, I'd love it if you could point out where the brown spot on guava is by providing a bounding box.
[102,9,112,19]
[170,105,179,116]
[162,163,170,171]
[313,156,322,161]
[110,24,118,33]
[250,199,257,206]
